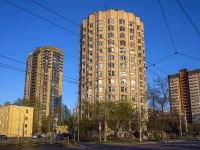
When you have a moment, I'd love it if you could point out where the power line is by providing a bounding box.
[158,0,178,53]
[30,0,80,26]
[177,0,200,36]
[4,0,79,36]
[0,54,26,64]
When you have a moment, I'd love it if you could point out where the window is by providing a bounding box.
[89,44,93,48]
[121,95,127,100]
[120,72,126,76]
[130,35,134,40]
[131,80,136,85]
[130,50,135,55]
[120,40,126,46]
[82,28,86,32]
[97,34,102,39]
[96,64,102,69]
[120,33,125,38]
[108,47,114,52]
[121,79,126,84]
[98,80,102,84]
[132,88,136,93]
[129,21,134,26]
[139,67,142,72]
[121,87,127,92]
[88,66,92,70]
[108,62,115,68]
[97,49,102,53]
[109,86,115,92]
[25,117,28,120]
[120,63,126,68]
[130,42,135,47]
[138,39,141,43]
[108,33,114,37]
[98,20,102,24]
[137,25,140,30]
[89,81,92,86]
[140,75,143,80]
[89,51,92,56]
[130,28,134,33]
[108,79,115,84]
[25,124,27,128]
[97,56,102,61]
[140,82,143,87]
[88,58,92,63]
[108,55,114,60]
[109,95,115,100]
[88,23,93,28]
[108,25,114,30]
[89,37,92,41]
[120,55,126,60]
[98,96,103,100]
[108,71,115,76]
[131,72,135,77]
[96,72,102,77]
[120,48,126,53]
[98,41,103,46]
[119,19,125,24]
[89,30,93,34]
[98,27,102,31]
[108,40,114,45]
[131,57,135,62]
[26,109,28,113]
[131,64,135,70]
[119,26,125,31]
[108,18,114,24]
[82,34,86,39]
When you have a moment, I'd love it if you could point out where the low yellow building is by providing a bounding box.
[0,104,34,137]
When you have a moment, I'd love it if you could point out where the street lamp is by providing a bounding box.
[17,108,25,138]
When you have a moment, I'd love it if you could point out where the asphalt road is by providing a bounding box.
[22,140,200,150]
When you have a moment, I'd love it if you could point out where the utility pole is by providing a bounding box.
[138,95,142,142]
[178,109,182,138]
[184,110,188,138]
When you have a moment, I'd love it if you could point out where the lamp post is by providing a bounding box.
[136,93,142,142]
[17,108,25,138]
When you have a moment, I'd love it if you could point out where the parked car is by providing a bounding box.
[0,135,8,140]
[61,133,72,139]
[32,134,37,139]
[55,134,62,139]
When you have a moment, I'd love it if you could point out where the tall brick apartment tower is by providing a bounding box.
[78,10,147,128]
[24,46,63,131]
[168,69,200,124]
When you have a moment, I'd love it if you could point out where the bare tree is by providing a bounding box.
[154,77,169,140]
[147,83,160,139]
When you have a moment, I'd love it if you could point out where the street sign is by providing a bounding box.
[99,123,101,131]
[54,113,58,118]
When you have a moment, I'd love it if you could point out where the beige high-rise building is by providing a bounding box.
[0,103,34,137]
[168,69,200,124]
[78,10,147,125]
[24,46,63,131]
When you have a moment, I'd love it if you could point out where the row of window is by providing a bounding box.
[85,19,141,29]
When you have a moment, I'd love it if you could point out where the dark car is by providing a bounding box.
[55,134,62,139]
[0,135,8,140]
[61,133,72,139]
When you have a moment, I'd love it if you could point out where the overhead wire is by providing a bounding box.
[177,0,200,36]
[4,0,200,84]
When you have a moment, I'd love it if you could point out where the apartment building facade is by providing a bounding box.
[78,9,147,128]
[168,69,200,124]
[24,46,63,131]
[0,104,34,137]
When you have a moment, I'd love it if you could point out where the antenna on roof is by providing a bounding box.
[105,3,108,11]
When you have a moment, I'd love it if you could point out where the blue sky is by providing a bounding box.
[0,0,200,111]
